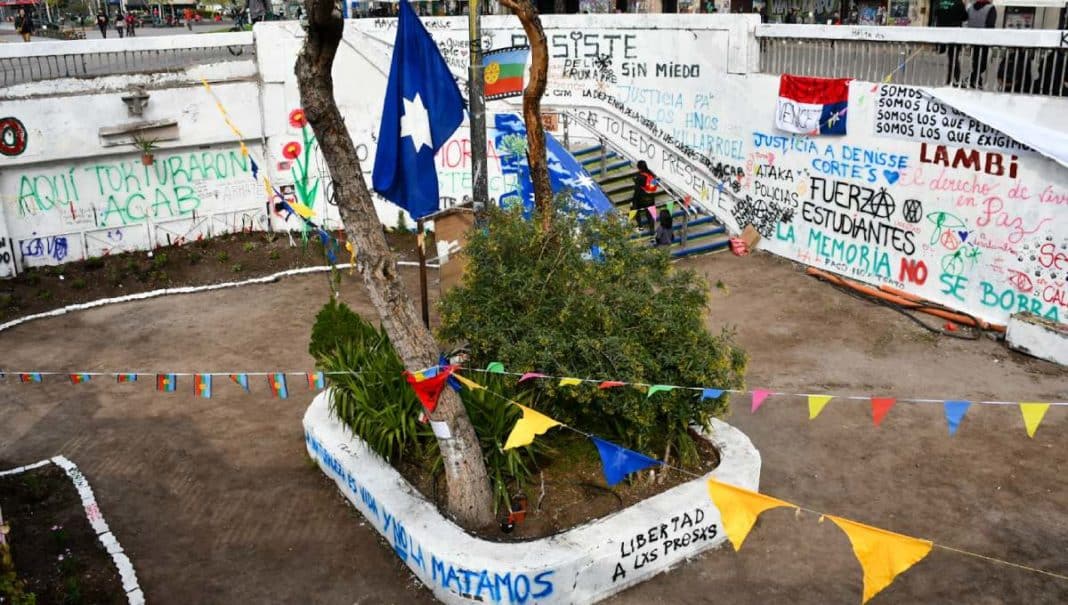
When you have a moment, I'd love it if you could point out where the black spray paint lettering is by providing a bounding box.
[612,508,717,582]
[809,176,896,219]
[547,32,637,60]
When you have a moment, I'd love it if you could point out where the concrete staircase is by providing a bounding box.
[571,144,731,259]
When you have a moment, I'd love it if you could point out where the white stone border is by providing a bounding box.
[0,261,434,335]
[0,456,144,604]
[303,390,761,605]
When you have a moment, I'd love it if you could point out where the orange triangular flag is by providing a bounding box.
[707,479,795,551]
[808,395,833,420]
[871,397,896,426]
[1019,402,1050,438]
[826,515,932,604]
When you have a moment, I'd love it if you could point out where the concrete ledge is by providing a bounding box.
[1007,313,1068,367]
[303,390,761,604]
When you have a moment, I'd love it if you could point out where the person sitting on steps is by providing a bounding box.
[655,207,674,248]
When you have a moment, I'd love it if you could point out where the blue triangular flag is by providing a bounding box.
[371,0,465,220]
[250,157,259,180]
[701,388,724,400]
[943,400,972,436]
[590,436,662,487]
[439,354,463,393]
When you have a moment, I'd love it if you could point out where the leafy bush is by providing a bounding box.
[0,541,36,605]
[151,252,168,270]
[310,300,544,511]
[438,206,747,466]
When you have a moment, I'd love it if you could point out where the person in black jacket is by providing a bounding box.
[932,0,967,85]
[631,161,658,231]
[16,8,33,42]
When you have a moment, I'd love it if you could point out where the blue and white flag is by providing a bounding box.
[372,0,465,220]
[493,113,613,218]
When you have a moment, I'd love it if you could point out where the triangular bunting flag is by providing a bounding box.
[808,395,833,420]
[942,400,971,436]
[707,479,795,551]
[559,377,582,387]
[825,515,933,604]
[751,389,772,413]
[871,397,896,427]
[405,366,456,412]
[486,362,505,374]
[701,388,724,400]
[598,380,625,389]
[194,374,213,399]
[503,404,562,450]
[590,436,662,487]
[452,372,483,392]
[666,200,675,214]
[1019,402,1050,438]
[647,385,675,398]
[627,209,637,221]
[518,372,547,383]
[229,373,250,392]
[69,373,91,385]
[647,206,658,220]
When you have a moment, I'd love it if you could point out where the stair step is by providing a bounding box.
[571,144,605,158]
[578,151,622,167]
[630,216,721,239]
[670,237,731,258]
[587,159,632,177]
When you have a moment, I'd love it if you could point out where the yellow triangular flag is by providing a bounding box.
[627,210,637,220]
[826,515,933,604]
[503,404,562,450]
[808,395,833,420]
[1019,402,1050,438]
[452,373,483,391]
[289,200,316,219]
[707,479,795,552]
[559,377,582,387]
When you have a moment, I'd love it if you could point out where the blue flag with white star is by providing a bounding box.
[372,0,465,220]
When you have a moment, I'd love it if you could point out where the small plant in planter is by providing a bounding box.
[131,134,159,166]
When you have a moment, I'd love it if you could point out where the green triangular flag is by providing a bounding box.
[647,385,675,398]
[486,362,505,374]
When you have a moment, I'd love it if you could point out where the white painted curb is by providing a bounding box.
[0,456,144,604]
[0,261,434,335]
[303,390,761,604]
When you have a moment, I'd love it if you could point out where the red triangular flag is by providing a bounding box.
[871,397,896,427]
[404,366,455,413]
[751,389,772,413]
[598,380,625,389]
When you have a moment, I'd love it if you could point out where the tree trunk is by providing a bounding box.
[499,0,553,232]
[297,0,495,530]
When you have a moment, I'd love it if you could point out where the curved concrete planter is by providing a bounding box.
[303,391,761,604]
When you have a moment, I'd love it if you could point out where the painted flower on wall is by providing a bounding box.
[289,109,307,129]
[282,141,302,160]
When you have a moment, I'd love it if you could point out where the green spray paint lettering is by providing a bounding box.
[13,151,250,227]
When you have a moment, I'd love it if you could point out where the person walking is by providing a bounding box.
[932,0,967,85]
[115,12,125,38]
[966,0,997,88]
[16,8,33,42]
[630,161,659,231]
[125,11,136,36]
[96,11,108,38]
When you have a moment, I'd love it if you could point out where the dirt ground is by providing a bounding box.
[0,464,126,603]
[0,249,1065,604]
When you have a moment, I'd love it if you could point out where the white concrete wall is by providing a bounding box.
[303,390,762,605]
[1,18,1065,328]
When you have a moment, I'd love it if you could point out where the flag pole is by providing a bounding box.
[467,0,489,219]
[416,219,430,328]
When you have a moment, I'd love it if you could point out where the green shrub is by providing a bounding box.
[216,251,230,263]
[151,252,168,269]
[0,542,36,605]
[243,242,257,253]
[438,206,747,466]
[188,252,202,265]
[310,300,545,511]
[268,249,281,261]
[35,289,52,301]
[231,263,244,273]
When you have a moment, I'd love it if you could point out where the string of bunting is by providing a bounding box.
[4,363,1062,438]
[199,80,356,268]
[457,365,1061,439]
[4,370,327,400]
[409,370,1067,604]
